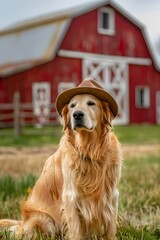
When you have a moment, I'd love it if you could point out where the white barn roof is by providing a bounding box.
[0,0,160,76]
[0,17,70,76]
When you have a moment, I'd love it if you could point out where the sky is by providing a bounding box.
[0,0,160,66]
[0,0,160,29]
[0,0,96,29]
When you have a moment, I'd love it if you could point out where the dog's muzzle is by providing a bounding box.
[73,111,84,129]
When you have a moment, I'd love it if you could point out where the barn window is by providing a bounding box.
[135,86,150,108]
[58,82,76,94]
[32,82,51,125]
[98,7,115,35]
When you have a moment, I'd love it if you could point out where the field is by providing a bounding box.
[0,125,160,239]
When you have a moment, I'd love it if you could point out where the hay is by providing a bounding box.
[0,144,159,177]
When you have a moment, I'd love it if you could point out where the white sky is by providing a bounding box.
[0,0,96,29]
[0,0,160,66]
[0,0,160,29]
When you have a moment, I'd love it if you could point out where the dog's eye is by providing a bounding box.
[87,101,96,106]
[70,103,76,108]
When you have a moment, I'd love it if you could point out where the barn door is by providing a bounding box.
[156,91,160,124]
[83,59,129,125]
[32,82,51,125]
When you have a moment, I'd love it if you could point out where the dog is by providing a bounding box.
[0,79,122,240]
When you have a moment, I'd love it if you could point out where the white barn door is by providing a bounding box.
[156,91,160,124]
[32,82,51,125]
[83,59,129,125]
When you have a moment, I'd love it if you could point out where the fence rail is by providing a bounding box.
[0,92,59,136]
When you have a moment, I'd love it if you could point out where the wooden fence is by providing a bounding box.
[0,92,59,137]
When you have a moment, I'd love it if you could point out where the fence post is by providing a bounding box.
[13,91,21,137]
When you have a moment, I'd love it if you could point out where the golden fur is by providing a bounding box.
[0,94,122,240]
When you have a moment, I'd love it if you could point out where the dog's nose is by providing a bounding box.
[73,111,84,120]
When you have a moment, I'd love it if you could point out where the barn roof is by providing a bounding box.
[0,0,160,76]
[0,16,70,76]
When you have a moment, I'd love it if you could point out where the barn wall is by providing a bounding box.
[0,56,82,104]
[60,4,151,59]
[129,65,155,123]
[0,3,160,125]
[59,4,159,124]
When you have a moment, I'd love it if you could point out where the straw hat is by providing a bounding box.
[55,78,118,118]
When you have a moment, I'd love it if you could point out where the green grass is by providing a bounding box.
[0,175,37,220]
[0,125,160,146]
[114,125,160,144]
[0,126,62,147]
[119,155,160,225]
[0,175,37,202]
[0,155,160,239]
[117,223,160,240]
[0,124,160,239]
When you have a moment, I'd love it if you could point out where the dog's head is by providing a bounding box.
[61,94,113,132]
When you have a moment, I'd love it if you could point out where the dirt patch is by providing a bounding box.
[0,145,57,178]
[123,143,160,159]
[0,144,159,177]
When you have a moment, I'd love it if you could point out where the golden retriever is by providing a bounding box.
[0,94,122,240]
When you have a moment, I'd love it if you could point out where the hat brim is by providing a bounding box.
[55,87,118,118]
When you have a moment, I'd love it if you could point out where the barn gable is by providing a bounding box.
[0,0,159,76]
[0,0,160,125]
[56,3,153,124]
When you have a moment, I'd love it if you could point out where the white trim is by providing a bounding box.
[135,86,150,109]
[112,64,129,125]
[32,82,51,124]
[58,49,152,66]
[58,82,76,94]
[98,7,115,36]
[0,0,160,71]
[124,64,129,124]
[51,19,71,59]
[82,59,129,125]
[156,91,160,124]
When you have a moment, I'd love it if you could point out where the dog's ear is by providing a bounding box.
[61,105,70,130]
[102,101,114,128]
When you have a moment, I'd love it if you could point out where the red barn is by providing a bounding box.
[0,0,160,125]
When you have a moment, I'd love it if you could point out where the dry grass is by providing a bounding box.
[123,144,160,159]
[0,143,160,239]
[0,143,159,177]
[0,145,57,177]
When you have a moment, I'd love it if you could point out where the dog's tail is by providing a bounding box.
[0,219,20,227]
[0,219,22,233]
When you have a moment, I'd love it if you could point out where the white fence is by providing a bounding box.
[0,92,59,137]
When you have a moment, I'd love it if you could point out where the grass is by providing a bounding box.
[0,125,160,146]
[0,125,62,147]
[0,125,160,239]
[117,223,160,240]
[119,155,160,222]
[0,175,37,201]
[114,125,160,144]
[0,154,160,239]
